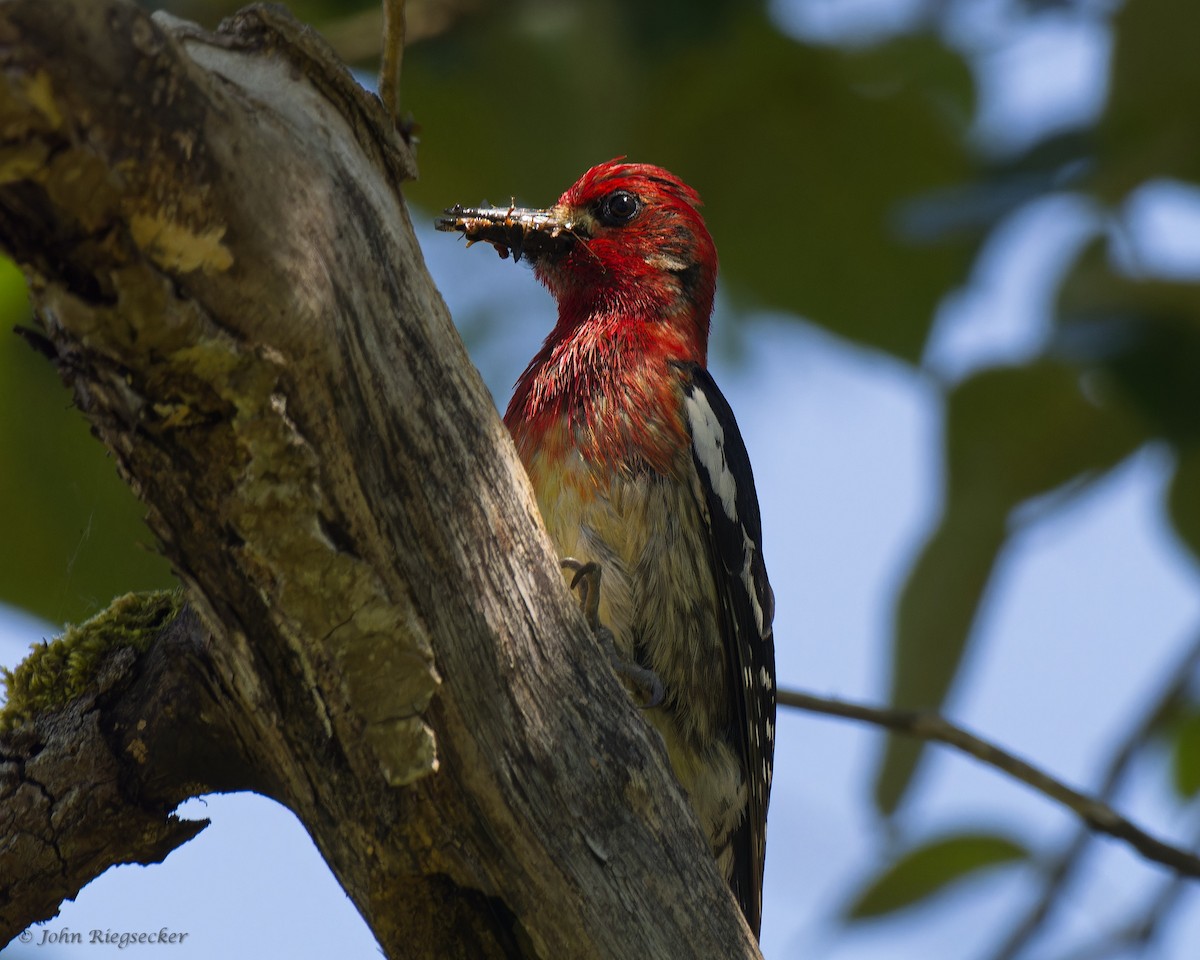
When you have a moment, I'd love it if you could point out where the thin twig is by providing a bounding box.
[984,630,1200,960]
[777,687,1200,880]
[378,0,405,121]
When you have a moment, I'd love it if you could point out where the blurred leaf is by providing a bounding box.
[1098,315,1200,443]
[403,4,647,207]
[1168,445,1200,564]
[403,4,977,361]
[944,363,1144,503]
[876,500,1006,814]
[876,362,1144,814]
[1060,237,1200,321]
[898,131,1094,241]
[844,831,1028,920]
[1099,0,1200,197]
[1055,233,1200,562]
[1171,707,1200,799]
[644,28,977,360]
[1058,242,1200,444]
[0,260,174,626]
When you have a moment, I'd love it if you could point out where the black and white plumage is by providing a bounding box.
[678,361,776,932]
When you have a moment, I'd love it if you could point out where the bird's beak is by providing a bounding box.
[435,202,584,264]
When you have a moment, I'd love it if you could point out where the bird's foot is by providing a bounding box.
[561,558,664,708]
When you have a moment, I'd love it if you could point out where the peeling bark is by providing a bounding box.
[0,1,761,957]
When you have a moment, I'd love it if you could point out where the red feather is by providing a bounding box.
[505,161,718,474]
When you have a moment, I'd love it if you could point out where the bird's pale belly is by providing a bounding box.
[523,442,746,873]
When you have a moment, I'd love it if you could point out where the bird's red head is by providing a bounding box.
[533,160,717,360]
[437,161,719,467]
[437,159,718,365]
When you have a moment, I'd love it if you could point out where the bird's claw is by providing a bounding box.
[609,638,666,709]
[561,558,664,709]
[561,557,603,630]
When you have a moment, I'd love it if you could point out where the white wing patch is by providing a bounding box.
[686,388,767,635]
[684,391,738,524]
[677,362,775,938]
[741,530,766,634]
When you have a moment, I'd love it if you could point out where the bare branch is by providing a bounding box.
[778,686,1200,880]
[378,0,405,120]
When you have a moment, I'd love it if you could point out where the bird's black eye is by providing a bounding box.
[597,190,641,226]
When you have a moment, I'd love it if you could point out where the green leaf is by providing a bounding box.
[845,832,1028,920]
[1171,708,1200,799]
[876,362,1144,814]
[1099,0,1200,197]
[944,362,1145,503]
[875,500,1006,814]
[1057,241,1200,444]
[1168,446,1200,564]
[1055,244,1200,562]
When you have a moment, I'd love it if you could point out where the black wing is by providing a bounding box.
[677,362,776,938]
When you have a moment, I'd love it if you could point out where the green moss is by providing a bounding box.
[0,589,184,732]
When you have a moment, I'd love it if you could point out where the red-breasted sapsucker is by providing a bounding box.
[437,160,776,937]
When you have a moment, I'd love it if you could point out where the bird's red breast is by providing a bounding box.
[504,159,718,484]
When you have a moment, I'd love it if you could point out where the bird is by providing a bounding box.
[437,159,776,938]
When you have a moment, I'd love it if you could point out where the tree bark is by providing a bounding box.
[0,1,761,957]
[1,601,234,936]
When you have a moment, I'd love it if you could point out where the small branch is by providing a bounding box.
[777,687,1200,880]
[379,0,405,121]
[315,0,475,67]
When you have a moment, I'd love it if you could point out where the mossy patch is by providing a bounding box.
[0,589,184,732]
